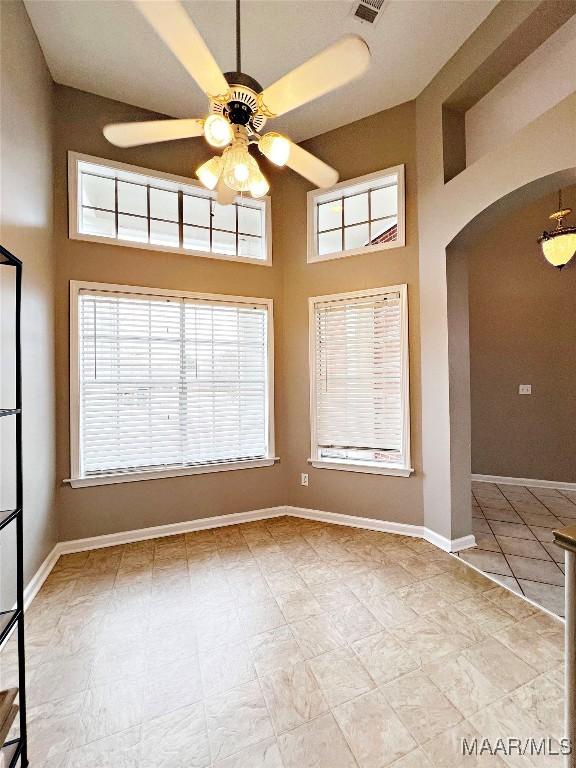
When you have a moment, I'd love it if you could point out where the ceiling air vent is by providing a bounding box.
[351,0,387,25]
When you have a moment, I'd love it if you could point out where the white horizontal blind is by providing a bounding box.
[78,290,269,476]
[313,290,404,466]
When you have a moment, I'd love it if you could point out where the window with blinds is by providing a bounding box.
[70,283,273,483]
[309,285,411,475]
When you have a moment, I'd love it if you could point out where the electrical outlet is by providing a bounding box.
[519,384,532,395]
[301,473,309,487]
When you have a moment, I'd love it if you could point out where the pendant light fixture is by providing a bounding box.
[538,189,576,270]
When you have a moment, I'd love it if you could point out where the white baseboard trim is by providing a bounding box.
[287,506,476,553]
[57,506,288,556]
[23,544,60,611]
[472,473,576,492]
[22,504,476,609]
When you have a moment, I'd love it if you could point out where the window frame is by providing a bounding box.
[68,151,272,266]
[308,284,413,477]
[68,280,276,488]
[307,165,405,263]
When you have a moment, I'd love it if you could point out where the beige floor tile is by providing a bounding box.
[248,625,303,677]
[508,675,564,739]
[519,580,565,617]
[329,603,382,642]
[389,616,470,665]
[422,719,508,767]
[27,692,88,764]
[62,726,141,768]
[200,639,257,696]
[205,680,274,762]
[482,586,537,620]
[261,660,329,734]
[275,587,323,623]
[213,737,284,768]
[308,647,374,707]
[290,613,346,659]
[334,688,417,767]
[237,597,286,637]
[142,656,203,721]
[381,670,463,744]
[137,703,210,768]
[454,595,516,634]
[264,569,307,597]
[360,592,418,628]
[82,674,144,743]
[493,622,563,672]
[195,606,244,653]
[495,536,550,560]
[351,630,419,685]
[278,713,357,768]
[307,581,360,613]
[395,582,452,615]
[29,655,94,708]
[489,521,536,540]
[462,638,536,692]
[423,573,476,602]
[424,653,505,717]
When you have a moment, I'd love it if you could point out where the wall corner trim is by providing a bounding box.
[472,474,576,492]
[21,505,476,610]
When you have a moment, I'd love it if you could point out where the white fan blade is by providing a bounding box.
[286,143,339,188]
[215,179,236,206]
[133,0,229,98]
[103,119,204,148]
[259,35,370,117]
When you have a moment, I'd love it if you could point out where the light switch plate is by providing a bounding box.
[519,384,532,395]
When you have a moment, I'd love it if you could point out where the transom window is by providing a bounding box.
[307,165,405,262]
[309,285,412,477]
[68,281,275,487]
[68,152,271,265]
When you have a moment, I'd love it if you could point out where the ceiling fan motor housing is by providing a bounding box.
[210,72,267,132]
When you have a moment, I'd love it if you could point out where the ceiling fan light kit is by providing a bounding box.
[538,190,576,270]
[103,0,371,204]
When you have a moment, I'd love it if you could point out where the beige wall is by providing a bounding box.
[276,102,423,526]
[466,185,576,482]
[53,85,287,541]
[53,86,423,540]
[0,1,58,586]
[416,1,576,541]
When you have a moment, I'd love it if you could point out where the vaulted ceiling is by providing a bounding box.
[24,0,496,142]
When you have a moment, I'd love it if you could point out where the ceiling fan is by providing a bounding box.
[103,0,371,204]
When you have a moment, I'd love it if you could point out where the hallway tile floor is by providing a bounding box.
[459,482,570,617]
[1,514,565,767]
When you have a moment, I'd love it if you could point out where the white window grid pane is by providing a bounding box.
[76,160,267,262]
[78,292,270,475]
[315,180,399,254]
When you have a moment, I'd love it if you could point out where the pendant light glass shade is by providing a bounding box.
[249,170,270,198]
[258,132,291,166]
[196,156,223,190]
[204,114,234,148]
[538,191,576,270]
[222,143,260,192]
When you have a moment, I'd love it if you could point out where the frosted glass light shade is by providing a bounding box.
[204,114,233,148]
[222,144,260,192]
[259,132,291,166]
[196,156,222,190]
[249,171,269,198]
[539,229,576,269]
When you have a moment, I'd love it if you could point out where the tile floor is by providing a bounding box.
[1,515,566,767]
[460,482,571,617]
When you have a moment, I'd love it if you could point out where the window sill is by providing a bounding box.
[65,457,279,488]
[308,459,414,477]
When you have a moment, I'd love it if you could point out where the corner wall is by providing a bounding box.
[0,1,58,586]
[277,102,424,526]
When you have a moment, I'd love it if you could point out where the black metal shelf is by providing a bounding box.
[0,244,27,766]
[0,611,20,649]
[2,737,24,768]
[0,510,19,533]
